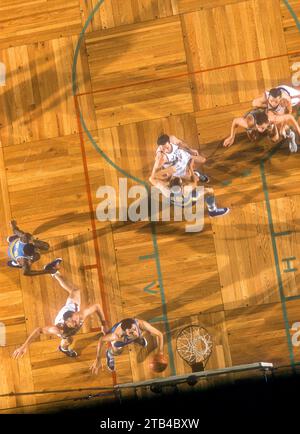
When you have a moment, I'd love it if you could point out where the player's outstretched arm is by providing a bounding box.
[81,304,108,333]
[223,118,246,147]
[138,320,164,355]
[10,220,31,242]
[252,93,267,108]
[12,326,60,359]
[149,153,166,183]
[281,114,300,135]
[90,333,116,375]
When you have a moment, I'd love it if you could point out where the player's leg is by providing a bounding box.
[58,337,77,358]
[285,127,298,153]
[32,238,50,251]
[105,343,124,372]
[7,260,22,268]
[60,337,73,350]
[32,252,41,263]
[135,336,148,348]
[52,270,81,307]
[204,188,230,218]
[281,85,300,107]
[280,124,298,153]
[192,156,210,183]
[193,154,207,165]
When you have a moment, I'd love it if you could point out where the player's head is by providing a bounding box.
[120,318,139,338]
[20,232,32,243]
[157,134,170,150]
[63,311,80,328]
[23,243,35,256]
[255,111,269,132]
[268,88,282,108]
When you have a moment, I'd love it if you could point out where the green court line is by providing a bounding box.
[143,281,159,295]
[149,316,167,324]
[72,0,300,375]
[283,0,300,125]
[282,257,298,273]
[282,257,297,261]
[274,231,293,237]
[226,0,300,366]
[283,0,300,124]
[285,295,300,302]
[72,0,176,376]
[265,0,300,367]
[139,254,156,261]
[260,158,295,366]
[283,0,300,32]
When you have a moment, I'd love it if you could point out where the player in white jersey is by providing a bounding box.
[151,134,209,183]
[12,262,107,359]
[252,85,300,115]
[149,158,230,218]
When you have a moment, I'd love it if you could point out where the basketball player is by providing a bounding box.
[149,159,230,217]
[7,220,57,276]
[223,109,300,152]
[151,134,209,184]
[252,85,300,115]
[12,263,107,359]
[90,318,164,374]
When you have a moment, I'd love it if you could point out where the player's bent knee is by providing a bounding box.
[61,337,72,347]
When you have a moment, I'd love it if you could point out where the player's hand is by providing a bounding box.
[98,325,107,336]
[89,359,102,375]
[190,149,199,156]
[223,137,234,147]
[12,345,27,359]
[10,220,17,228]
[280,98,289,108]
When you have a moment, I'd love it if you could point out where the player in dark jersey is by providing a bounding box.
[223,109,300,152]
[7,220,58,276]
[90,317,164,373]
[149,159,230,218]
[12,263,107,359]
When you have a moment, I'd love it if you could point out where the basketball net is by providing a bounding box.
[176,325,213,372]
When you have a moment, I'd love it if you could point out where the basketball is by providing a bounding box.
[149,354,168,373]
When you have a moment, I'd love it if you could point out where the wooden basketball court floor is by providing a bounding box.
[0,0,300,413]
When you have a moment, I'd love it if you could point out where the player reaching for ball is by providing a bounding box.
[223,109,300,152]
[90,318,166,374]
[12,262,108,359]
